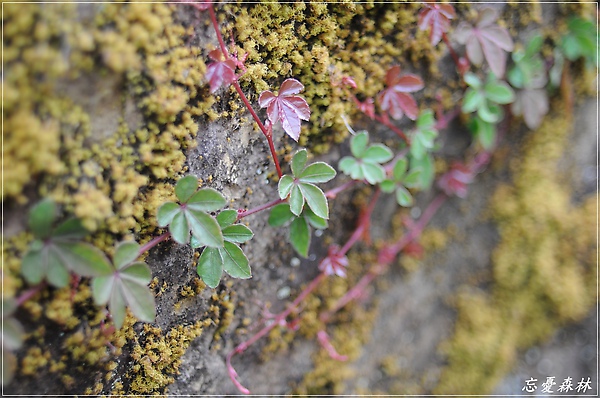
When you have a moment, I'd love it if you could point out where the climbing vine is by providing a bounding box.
[2,0,597,394]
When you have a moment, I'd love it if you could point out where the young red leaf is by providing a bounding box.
[454,8,514,77]
[205,49,237,93]
[183,0,212,11]
[258,78,310,141]
[377,66,424,120]
[418,3,456,46]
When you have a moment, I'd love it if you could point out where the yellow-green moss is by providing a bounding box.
[435,103,597,395]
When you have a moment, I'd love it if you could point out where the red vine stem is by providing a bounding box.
[226,189,379,393]
[349,94,410,144]
[442,32,462,73]
[207,3,283,177]
[15,282,46,307]
[138,232,170,255]
[320,192,447,322]
[236,198,285,221]
[226,272,326,394]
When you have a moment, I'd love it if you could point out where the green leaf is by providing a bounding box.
[220,241,251,279]
[403,169,422,188]
[463,72,481,88]
[525,35,543,58]
[416,109,435,129]
[53,218,88,239]
[120,262,152,285]
[350,131,369,158]
[197,247,223,288]
[298,162,336,184]
[55,241,113,277]
[478,101,501,123]
[187,188,226,212]
[289,184,305,216]
[268,204,295,227]
[278,175,295,199]
[361,162,386,184]
[291,149,308,176]
[175,175,199,202]
[21,248,45,285]
[380,179,396,193]
[169,211,189,245]
[109,284,126,329]
[299,183,329,219]
[28,199,57,239]
[114,241,140,269]
[2,317,24,351]
[410,136,426,160]
[289,216,310,258]
[484,81,515,104]
[410,154,434,190]
[46,248,71,288]
[362,144,393,163]
[392,158,408,181]
[157,202,180,228]
[186,209,224,248]
[303,207,328,230]
[507,66,525,89]
[473,116,497,150]
[121,270,156,323]
[395,186,413,207]
[92,275,114,306]
[216,209,238,228]
[222,224,254,243]
[339,156,357,175]
[462,89,482,114]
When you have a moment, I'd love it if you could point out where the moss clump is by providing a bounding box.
[435,103,597,394]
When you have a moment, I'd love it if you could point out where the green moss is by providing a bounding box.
[435,103,597,395]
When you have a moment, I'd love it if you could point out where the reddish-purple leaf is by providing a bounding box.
[511,88,548,130]
[182,0,212,11]
[205,49,237,93]
[437,162,474,198]
[454,8,514,77]
[418,3,456,46]
[377,66,423,120]
[258,78,310,141]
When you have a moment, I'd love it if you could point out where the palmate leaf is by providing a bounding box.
[279,150,335,218]
[157,176,226,247]
[22,200,112,288]
[379,158,417,207]
[91,241,155,329]
[418,3,456,46]
[454,7,514,77]
[339,132,393,185]
[377,65,424,120]
[510,88,549,130]
[462,73,514,124]
[192,209,254,288]
[259,78,310,141]
[205,49,237,93]
[410,110,438,160]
